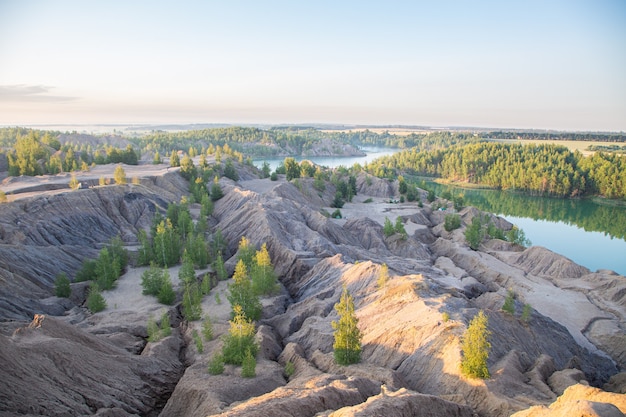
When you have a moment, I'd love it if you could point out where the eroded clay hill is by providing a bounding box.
[0,165,624,417]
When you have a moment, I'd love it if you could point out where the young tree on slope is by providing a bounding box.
[332,286,362,365]
[460,310,491,379]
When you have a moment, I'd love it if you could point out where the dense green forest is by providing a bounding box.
[364,142,626,199]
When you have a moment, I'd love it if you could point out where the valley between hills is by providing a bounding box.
[0,158,624,417]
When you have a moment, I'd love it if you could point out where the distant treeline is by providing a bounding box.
[365,142,626,199]
[486,131,626,142]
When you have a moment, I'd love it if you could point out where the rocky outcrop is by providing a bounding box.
[0,315,184,417]
[324,388,475,417]
[0,173,188,320]
[511,383,626,417]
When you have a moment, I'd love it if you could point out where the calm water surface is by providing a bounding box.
[423,181,626,275]
[256,149,626,276]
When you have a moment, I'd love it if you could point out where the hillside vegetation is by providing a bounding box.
[364,142,626,199]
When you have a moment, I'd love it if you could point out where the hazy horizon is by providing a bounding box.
[1,1,624,132]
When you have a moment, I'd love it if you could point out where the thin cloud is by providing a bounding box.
[0,84,79,103]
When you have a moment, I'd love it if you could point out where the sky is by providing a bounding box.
[0,1,624,131]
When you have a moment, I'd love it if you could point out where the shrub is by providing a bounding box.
[54,273,71,298]
[284,361,295,378]
[444,214,461,232]
[521,303,532,323]
[331,209,342,219]
[442,312,450,322]
[363,198,373,203]
[460,310,491,379]
[270,172,278,181]
[147,316,160,342]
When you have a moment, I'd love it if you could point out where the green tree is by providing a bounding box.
[170,150,180,167]
[241,349,257,378]
[210,176,224,201]
[221,304,259,365]
[87,284,107,313]
[160,311,172,337]
[236,236,256,268]
[444,214,461,232]
[178,251,196,286]
[332,191,345,209]
[394,217,407,237]
[502,290,515,315]
[460,310,491,379]
[141,262,165,296]
[383,217,395,237]
[261,161,271,178]
[521,303,532,323]
[54,273,71,298]
[284,157,301,181]
[200,193,213,217]
[182,281,202,321]
[465,216,485,250]
[224,159,239,181]
[202,316,214,340]
[227,260,262,321]
[153,219,181,267]
[113,164,127,185]
[214,251,228,281]
[153,151,162,164]
[251,243,279,296]
[208,353,225,375]
[147,316,160,342]
[158,273,176,305]
[137,229,153,266]
[332,286,362,365]
[180,155,196,180]
[94,247,121,290]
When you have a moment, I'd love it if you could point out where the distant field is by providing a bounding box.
[488,138,622,156]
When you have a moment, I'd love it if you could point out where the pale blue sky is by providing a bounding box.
[0,1,624,130]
